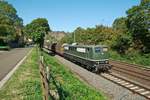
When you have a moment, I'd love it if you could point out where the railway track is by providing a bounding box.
[109,60,150,99]
[101,73,150,99]
[110,60,150,88]
[110,60,150,70]
[43,48,150,99]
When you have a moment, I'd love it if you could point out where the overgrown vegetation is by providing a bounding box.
[43,52,106,100]
[109,50,150,68]
[60,0,150,67]
[0,48,42,99]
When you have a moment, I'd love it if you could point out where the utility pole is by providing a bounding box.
[73,32,76,43]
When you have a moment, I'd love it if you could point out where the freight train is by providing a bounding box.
[46,43,112,73]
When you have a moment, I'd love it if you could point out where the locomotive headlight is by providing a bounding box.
[97,61,100,64]
[101,52,104,55]
[105,60,109,64]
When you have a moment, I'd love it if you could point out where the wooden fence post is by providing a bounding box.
[39,56,49,100]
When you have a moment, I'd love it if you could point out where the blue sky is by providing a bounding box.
[7,0,140,32]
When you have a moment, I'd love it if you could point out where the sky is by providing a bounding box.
[7,0,140,32]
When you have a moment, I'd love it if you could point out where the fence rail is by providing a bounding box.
[39,56,50,100]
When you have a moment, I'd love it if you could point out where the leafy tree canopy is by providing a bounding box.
[126,0,150,52]
[0,1,23,43]
[24,18,51,48]
[113,17,128,33]
[61,25,119,46]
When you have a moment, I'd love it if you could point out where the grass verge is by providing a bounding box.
[0,48,42,100]
[43,52,106,100]
[109,50,150,68]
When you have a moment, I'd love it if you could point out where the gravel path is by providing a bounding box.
[55,55,147,100]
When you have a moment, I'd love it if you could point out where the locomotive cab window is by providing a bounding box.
[103,47,108,52]
[86,48,90,52]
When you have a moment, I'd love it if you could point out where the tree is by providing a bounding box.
[73,27,86,44]
[112,33,132,54]
[60,33,73,44]
[113,17,128,33]
[126,0,150,52]
[141,0,150,5]
[24,18,51,48]
[112,17,133,53]
[0,1,23,46]
[61,25,119,46]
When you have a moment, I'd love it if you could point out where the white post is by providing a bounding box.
[41,56,43,63]
[46,66,49,80]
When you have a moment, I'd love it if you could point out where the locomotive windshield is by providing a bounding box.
[95,47,101,53]
[95,47,108,53]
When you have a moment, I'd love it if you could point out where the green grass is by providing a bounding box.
[43,52,106,100]
[109,50,150,68]
[0,48,42,100]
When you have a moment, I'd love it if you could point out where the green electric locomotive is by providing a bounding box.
[63,44,111,73]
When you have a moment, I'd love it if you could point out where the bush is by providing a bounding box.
[112,33,132,54]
